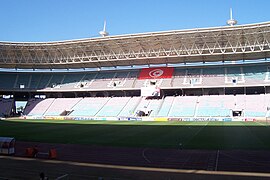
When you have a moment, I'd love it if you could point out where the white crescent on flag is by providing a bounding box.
[149,69,164,78]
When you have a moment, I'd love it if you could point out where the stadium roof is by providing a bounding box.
[1,21,270,69]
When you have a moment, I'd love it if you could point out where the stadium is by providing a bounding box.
[1,21,270,121]
[1,18,270,179]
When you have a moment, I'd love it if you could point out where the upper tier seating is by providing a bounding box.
[46,74,65,89]
[226,66,244,84]
[243,65,267,85]
[29,73,43,89]
[37,74,53,89]
[1,64,270,91]
[201,67,225,87]
[0,73,17,89]
[14,74,31,89]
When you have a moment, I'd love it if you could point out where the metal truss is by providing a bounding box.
[0,21,270,69]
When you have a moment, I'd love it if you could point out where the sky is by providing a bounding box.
[0,0,269,42]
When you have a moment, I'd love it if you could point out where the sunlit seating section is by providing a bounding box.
[226,66,244,83]
[202,67,225,86]
[243,65,267,84]
[0,73,17,89]
[172,68,186,87]
[264,94,270,117]
[133,79,148,88]
[26,98,55,116]
[157,96,175,117]
[15,74,31,89]
[221,95,235,110]
[0,99,14,117]
[88,71,116,89]
[69,97,110,116]
[59,73,85,89]
[118,97,142,116]
[234,94,246,110]
[183,68,202,86]
[196,95,231,117]
[124,70,139,88]
[244,94,267,117]
[79,72,98,88]
[24,98,42,115]
[44,98,82,116]
[1,63,270,92]
[168,96,198,117]
[96,97,131,117]
[107,71,130,88]
[159,78,172,87]
[147,99,163,117]
[134,98,162,117]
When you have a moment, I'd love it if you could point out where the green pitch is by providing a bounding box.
[1,119,270,150]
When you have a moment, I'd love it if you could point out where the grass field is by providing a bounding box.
[1,119,270,150]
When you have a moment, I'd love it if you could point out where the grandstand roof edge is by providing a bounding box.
[1,59,270,73]
[0,21,270,45]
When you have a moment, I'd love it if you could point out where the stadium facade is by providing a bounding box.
[1,21,270,121]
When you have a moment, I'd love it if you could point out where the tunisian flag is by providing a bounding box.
[138,67,174,79]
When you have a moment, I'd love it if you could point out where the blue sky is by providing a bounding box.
[0,0,269,42]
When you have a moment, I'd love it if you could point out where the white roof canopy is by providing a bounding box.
[0,21,270,69]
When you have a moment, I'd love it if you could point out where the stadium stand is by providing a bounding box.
[24,98,55,116]
[46,74,65,89]
[21,93,270,119]
[96,97,131,117]
[196,95,231,117]
[29,73,43,89]
[243,65,267,85]
[168,96,198,117]
[44,98,82,116]
[69,97,110,116]
[134,97,163,117]
[1,21,270,121]
[118,97,142,117]
[0,73,17,89]
[171,68,186,87]
[0,98,14,117]
[226,66,244,84]
[37,74,53,89]
[61,73,85,89]
[1,65,270,91]
[243,94,267,117]
[156,96,175,117]
[202,67,225,87]
[14,73,31,89]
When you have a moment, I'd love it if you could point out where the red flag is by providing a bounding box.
[138,67,174,79]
